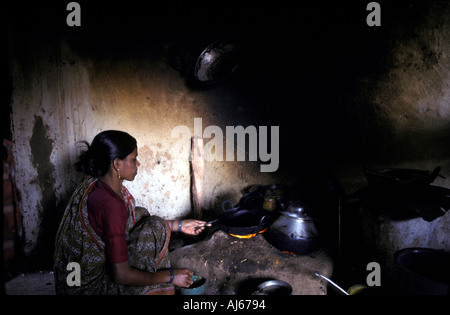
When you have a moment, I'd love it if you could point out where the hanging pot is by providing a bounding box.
[193,38,241,84]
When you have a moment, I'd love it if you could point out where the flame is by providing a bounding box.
[229,233,257,239]
[229,228,268,239]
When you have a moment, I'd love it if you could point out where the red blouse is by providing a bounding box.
[87,181,129,264]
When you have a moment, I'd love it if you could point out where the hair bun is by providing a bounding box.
[74,131,137,178]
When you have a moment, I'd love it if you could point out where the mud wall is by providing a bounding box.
[9,42,282,268]
[5,1,450,270]
[7,3,282,268]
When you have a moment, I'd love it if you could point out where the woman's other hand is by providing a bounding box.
[173,269,194,288]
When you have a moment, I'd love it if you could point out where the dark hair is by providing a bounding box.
[75,130,137,177]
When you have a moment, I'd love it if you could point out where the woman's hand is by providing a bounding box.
[180,219,210,235]
[172,269,194,288]
[111,262,195,288]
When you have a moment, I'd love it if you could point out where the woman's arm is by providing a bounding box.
[166,219,210,235]
[167,220,181,232]
[111,261,193,287]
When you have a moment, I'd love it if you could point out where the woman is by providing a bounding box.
[54,130,208,295]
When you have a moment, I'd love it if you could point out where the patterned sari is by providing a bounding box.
[53,177,174,295]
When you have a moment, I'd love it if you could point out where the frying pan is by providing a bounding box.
[202,201,272,237]
[217,208,272,236]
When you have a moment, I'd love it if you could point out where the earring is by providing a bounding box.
[117,168,121,179]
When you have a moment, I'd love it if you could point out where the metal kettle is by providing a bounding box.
[265,202,319,255]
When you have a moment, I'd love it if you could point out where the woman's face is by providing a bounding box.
[117,148,140,181]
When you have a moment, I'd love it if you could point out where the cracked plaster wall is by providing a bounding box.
[9,39,279,268]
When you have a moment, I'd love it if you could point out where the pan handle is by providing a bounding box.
[258,212,272,227]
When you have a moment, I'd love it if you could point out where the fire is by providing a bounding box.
[229,228,268,239]
[229,233,257,239]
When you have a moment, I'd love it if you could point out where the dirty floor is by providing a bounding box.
[4,271,56,295]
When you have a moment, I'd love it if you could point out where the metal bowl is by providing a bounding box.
[179,275,206,295]
[252,280,292,295]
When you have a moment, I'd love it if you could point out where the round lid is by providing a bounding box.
[282,202,313,220]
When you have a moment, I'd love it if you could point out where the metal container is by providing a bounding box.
[179,275,206,295]
[394,248,450,295]
[252,280,292,295]
[264,202,319,255]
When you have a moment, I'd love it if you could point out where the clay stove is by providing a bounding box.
[170,230,333,295]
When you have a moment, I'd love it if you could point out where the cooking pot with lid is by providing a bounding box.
[264,202,319,254]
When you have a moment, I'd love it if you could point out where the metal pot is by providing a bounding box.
[264,202,319,254]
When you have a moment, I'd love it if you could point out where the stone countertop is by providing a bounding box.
[170,230,333,295]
